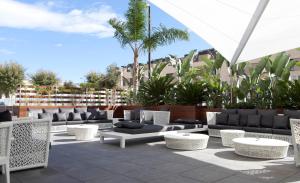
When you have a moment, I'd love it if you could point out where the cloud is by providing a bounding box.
[0,49,15,55]
[55,43,63,47]
[0,0,120,38]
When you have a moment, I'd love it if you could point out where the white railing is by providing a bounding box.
[6,88,127,106]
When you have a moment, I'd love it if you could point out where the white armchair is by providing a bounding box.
[290,118,300,167]
[10,118,51,171]
[0,122,13,183]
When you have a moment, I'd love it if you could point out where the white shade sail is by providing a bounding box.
[149,0,300,64]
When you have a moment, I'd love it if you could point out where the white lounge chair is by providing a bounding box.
[290,119,300,167]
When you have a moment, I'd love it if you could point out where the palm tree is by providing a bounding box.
[169,49,198,83]
[109,0,189,95]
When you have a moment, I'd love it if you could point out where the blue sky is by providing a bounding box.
[0,0,211,83]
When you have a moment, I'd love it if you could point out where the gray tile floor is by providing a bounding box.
[2,132,300,183]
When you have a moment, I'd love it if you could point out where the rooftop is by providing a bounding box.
[4,132,299,183]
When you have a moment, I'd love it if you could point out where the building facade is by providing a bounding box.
[119,48,300,89]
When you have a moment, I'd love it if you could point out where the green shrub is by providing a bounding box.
[175,81,207,105]
[0,62,25,97]
[137,75,174,105]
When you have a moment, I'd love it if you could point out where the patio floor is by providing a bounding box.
[2,132,300,183]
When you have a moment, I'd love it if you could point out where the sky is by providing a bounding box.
[0,0,211,83]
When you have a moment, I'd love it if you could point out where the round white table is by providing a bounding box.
[67,124,99,141]
[164,133,209,150]
[233,138,289,159]
[220,129,245,147]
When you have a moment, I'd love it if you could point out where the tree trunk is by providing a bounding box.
[132,48,139,96]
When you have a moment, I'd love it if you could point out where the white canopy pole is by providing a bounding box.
[230,0,270,65]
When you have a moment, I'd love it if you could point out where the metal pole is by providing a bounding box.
[230,0,270,65]
[147,3,151,79]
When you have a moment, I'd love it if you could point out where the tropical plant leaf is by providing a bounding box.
[271,53,284,74]
[281,60,296,81]
[151,62,168,78]
[275,53,289,77]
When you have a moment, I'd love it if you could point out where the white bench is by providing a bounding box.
[99,126,208,148]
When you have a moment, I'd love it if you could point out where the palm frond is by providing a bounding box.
[143,25,189,51]
[125,0,147,41]
[108,18,133,50]
[152,61,168,78]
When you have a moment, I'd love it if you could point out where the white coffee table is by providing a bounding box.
[67,124,99,141]
[233,138,289,159]
[220,129,245,147]
[164,133,209,150]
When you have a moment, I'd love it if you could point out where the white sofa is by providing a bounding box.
[207,111,292,144]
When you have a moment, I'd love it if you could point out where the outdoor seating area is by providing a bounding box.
[207,109,295,144]
[1,107,300,183]
[1,0,300,182]
[27,107,114,132]
[1,130,300,183]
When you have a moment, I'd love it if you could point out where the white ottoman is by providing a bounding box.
[67,125,99,141]
[220,129,245,147]
[164,133,209,150]
[233,138,289,159]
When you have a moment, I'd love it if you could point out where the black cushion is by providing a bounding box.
[97,110,107,120]
[238,109,257,126]
[86,119,112,124]
[208,124,243,130]
[284,110,300,119]
[222,109,237,114]
[113,125,164,134]
[51,121,67,126]
[55,113,67,121]
[43,108,59,114]
[273,116,289,129]
[114,122,123,127]
[143,120,154,125]
[74,107,87,113]
[130,109,141,121]
[87,108,102,120]
[174,119,201,124]
[114,121,144,129]
[170,123,203,130]
[67,121,84,125]
[258,109,276,128]
[243,127,272,133]
[70,112,82,121]
[216,113,228,125]
[228,114,239,126]
[272,129,291,135]
[247,115,261,127]
[84,112,93,120]
[38,113,53,121]
[0,110,12,122]
[87,108,99,115]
